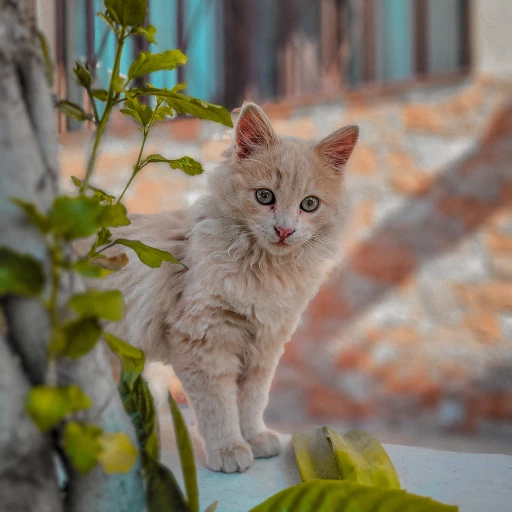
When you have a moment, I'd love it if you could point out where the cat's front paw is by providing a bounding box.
[206,441,253,473]
[248,430,281,459]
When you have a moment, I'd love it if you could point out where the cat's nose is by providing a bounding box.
[275,226,295,240]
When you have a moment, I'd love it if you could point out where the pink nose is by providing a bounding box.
[275,226,295,240]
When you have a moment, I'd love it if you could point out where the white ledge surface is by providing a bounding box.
[160,420,512,512]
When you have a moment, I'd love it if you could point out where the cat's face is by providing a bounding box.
[212,103,358,258]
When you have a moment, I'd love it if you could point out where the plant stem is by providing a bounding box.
[116,101,160,204]
[81,30,126,193]
[86,87,100,125]
[46,239,62,386]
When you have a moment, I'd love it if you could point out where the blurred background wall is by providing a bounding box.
[38,1,512,453]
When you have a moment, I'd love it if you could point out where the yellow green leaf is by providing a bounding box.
[63,422,103,473]
[325,427,401,489]
[249,480,458,512]
[68,289,125,322]
[25,385,92,432]
[0,248,45,297]
[98,432,138,474]
[128,50,187,80]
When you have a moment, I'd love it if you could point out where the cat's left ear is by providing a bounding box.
[234,103,277,159]
[315,125,359,172]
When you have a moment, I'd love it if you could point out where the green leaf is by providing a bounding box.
[142,155,204,176]
[58,317,102,358]
[143,453,189,512]
[71,176,115,204]
[325,427,401,489]
[153,105,174,121]
[0,248,45,297]
[25,385,92,432]
[73,259,113,279]
[63,421,103,473]
[203,502,218,512]
[121,98,154,126]
[292,427,401,489]
[249,481,458,512]
[97,11,117,32]
[132,25,157,44]
[104,332,145,389]
[113,76,127,92]
[170,82,187,94]
[99,203,131,228]
[120,375,159,460]
[68,289,125,322]
[114,239,183,268]
[49,195,103,240]
[130,87,233,127]
[90,228,113,256]
[91,89,109,102]
[169,393,199,512]
[128,50,187,80]
[73,61,93,88]
[38,31,53,86]
[98,431,138,474]
[105,0,147,27]
[292,428,342,481]
[56,100,93,122]
[12,198,51,233]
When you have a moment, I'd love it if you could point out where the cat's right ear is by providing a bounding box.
[234,103,277,159]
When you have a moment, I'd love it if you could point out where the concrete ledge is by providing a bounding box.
[159,411,512,512]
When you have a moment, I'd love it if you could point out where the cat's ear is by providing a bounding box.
[315,125,359,172]
[234,103,277,159]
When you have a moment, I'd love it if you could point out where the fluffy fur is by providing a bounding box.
[82,104,358,473]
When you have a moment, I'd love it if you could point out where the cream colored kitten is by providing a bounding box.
[85,103,358,473]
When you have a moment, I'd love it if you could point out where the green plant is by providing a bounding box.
[0,1,461,510]
[2,0,230,509]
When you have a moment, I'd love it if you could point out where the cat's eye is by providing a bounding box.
[300,196,320,212]
[255,188,275,205]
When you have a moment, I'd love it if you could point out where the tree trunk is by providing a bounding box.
[0,1,145,510]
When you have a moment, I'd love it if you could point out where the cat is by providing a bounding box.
[82,103,358,473]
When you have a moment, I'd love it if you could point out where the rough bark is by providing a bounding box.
[0,1,145,510]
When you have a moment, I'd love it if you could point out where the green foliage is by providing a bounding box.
[57,100,93,122]
[98,203,131,227]
[91,89,109,102]
[121,97,155,127]
[98,431,139,474]
[71,176,115,203]
[169,393,199,512]
[63,421,103,472]
[128,50,187,80]
[144,454,189,512]
[133,25,157,44]
[131,87,233,127]
[49,195,103,240]
[325,427,401,489]
[58,316,102,357]
[104,332,145,389]
[293,427,400,489]
[105,0,147,27]
[73,259,113,279]
[98,11,117,32]
[114,238,183,268]
[293,427,342,481]
[142,155,203,176]
[37,31,54,86]
[12,198,51,233]
[120,375,159,460]
[0,248,45,297]
[249,480,459,512]
[73,62,93,88]
[25,385,92,432]
[68,289,125,322]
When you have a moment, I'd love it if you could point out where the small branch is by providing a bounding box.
[86,88,100,125]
